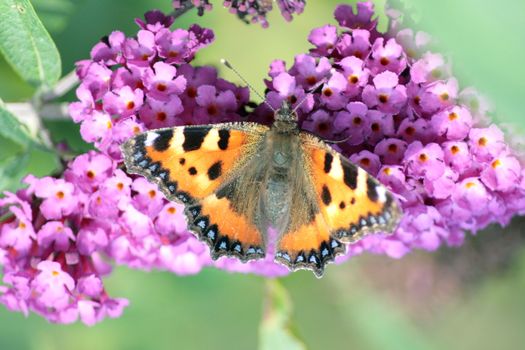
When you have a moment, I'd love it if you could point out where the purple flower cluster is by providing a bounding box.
[0,184,128,326]
[251,1,525,259]
[1,3,524,324]
[173,0,305,27]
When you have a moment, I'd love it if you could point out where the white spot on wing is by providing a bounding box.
[325,204,338,221]
[169,128,185,153]
[376,185,387,203]
[355,167,367,196]
[196,174,212,189]
[144,132,159,146]
[329,155,343,180]
[202,128,220,151]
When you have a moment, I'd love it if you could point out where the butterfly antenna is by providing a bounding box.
[220,59,276,113]
[292,70,328,114]
[291,93,311,114]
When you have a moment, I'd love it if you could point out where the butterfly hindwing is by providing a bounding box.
[122,122,269,261]
[275,132,401,277]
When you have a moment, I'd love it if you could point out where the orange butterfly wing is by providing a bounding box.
[122,122,269,261]
[275,133,401,277]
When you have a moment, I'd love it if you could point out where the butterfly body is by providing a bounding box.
[122,105,401,277]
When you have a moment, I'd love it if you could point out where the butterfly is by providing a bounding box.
[121,102,401,277]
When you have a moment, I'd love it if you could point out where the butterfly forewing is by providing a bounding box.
[121,122,270,261]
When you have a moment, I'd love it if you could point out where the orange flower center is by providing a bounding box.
[207,104,218,115]
[431,69,442,79]
[379,57,390,66]
[306,76,317,85]
[348,75,359,84]
[323,88,333,97]
[187,86,197,98]
[405,126,415,136]
[360,158,370,167]
[157,112,167,121]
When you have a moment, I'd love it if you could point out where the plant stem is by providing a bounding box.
[40,70,79,103]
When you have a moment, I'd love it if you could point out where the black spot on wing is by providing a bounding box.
[182,126,211,151]
[216,181,235,200]
[321,185,332,205]
[207,161,222,180]
[324,152,333,173]
[342,161,358,189]
[366,176,379,202]
[188,167,197,175]
[218,129,230,150]
[152,129,173,151]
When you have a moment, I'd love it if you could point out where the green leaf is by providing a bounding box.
[0,152,30,191]
[259,280,306,350]
[0,106,33,147]
[0,0,61,87]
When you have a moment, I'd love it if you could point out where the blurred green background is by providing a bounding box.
[1,0,525,349]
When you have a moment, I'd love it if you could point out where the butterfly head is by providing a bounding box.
[273,101,299,134]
